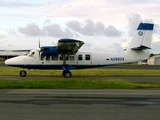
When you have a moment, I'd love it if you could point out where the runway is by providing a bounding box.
[0,89,160,120]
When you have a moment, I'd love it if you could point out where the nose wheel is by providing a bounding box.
[20,70,27,77]
[62,70,72,78]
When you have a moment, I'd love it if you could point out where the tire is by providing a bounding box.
[20,70,27,77]
[62,70,66,76]
[62,71,72,78]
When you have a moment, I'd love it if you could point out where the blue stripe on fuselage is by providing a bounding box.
[7,64,109,70]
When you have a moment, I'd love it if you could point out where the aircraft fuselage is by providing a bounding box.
[5,49,140,70]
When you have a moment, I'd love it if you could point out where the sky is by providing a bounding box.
[0,0,160,53]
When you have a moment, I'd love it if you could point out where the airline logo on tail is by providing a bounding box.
[138,31,143,36]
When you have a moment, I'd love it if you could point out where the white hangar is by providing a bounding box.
[147,55,160,65]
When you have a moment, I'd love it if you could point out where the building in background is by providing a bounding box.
[147,55,160,65]
[0,50,29,59]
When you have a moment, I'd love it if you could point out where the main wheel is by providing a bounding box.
[62,70,72,78]
[20,70,27,77]
[62,70,66,76]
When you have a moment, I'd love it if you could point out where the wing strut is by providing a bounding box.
[62,54,66,65]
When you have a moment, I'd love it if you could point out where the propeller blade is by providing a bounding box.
[38,39,41,59]
[39,39,40,49]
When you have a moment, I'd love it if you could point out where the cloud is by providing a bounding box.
[0,33,6,38]
[19,23,44,37]
[67,19,122,37]
[67,19,94,36]
[94,22,105,35]
[126,13,142,36]
[126,13,154,36]
[111,42,124,53]
[151,41,160,53]
[44,19,51,25]
[0,30,12,38]
[104,25,122,37]
[18,23,74,38]
[33,0,160,26]
[154,24,160,34]
[81,41,93,50]
[18,19,122,38]
[0,1,42,7]
[44,24,74,37]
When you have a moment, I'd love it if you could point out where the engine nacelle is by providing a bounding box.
[41,46,59,56]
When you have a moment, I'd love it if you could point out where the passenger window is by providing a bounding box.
[41,55,44,60]
[70,55,75,61]
[46,56,50,60]
[52,55,58,60]
[60,55,63,61]
[60,55,69,61]
[85,54,90,60]
[78,54,83,60]
[66,55,69,61]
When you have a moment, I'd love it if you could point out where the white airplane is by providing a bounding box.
[5,22,154,78]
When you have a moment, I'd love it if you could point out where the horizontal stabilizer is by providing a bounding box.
[131,45,151,50]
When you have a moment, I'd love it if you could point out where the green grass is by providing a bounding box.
[1,67,160,76]
[0,79,160,89]
[1,67,160,89]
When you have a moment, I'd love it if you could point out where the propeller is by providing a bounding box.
[36,39,41,59]
[39,39,40,49]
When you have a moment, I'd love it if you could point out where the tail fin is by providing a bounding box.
[125,22,154,61]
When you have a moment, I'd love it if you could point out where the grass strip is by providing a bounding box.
[0,79,160,89]
[1,67,160,89]
[1,68,160,76]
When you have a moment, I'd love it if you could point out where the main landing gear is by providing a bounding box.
[20,70,27,77]
[62,70,72,78]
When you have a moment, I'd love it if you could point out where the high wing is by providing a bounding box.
[57,38,84,54]
[40,38,84,56]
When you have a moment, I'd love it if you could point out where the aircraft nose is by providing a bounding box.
[5,59,12,65]
[5,56,27,66]
[5,57,18,65]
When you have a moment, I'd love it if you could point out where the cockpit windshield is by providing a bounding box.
[28,51,35,57]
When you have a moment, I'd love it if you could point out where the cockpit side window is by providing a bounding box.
[28,51,35,57]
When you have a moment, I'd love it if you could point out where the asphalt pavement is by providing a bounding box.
[0,89,160,120]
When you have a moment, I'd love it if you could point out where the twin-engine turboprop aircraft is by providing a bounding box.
[5,22,154,78]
